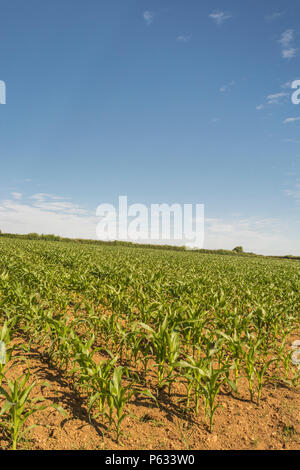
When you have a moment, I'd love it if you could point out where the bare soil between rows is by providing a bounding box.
[0,335,299,451]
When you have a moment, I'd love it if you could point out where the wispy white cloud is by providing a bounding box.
[177,35,191,43]
[0,197,97,239]
[257,82,294,110]
[219,81,236,93]
[209,11,232,25]
[281,80,293,89]
[34,201,88,215]
[265,11,285,22]
[282,138,300,144]
[143,11,154,26]
[283,117,300,124]
[205,216,300,256]
[11,192,22,200]
[30,193,65,202]
[0,194,299,255]
[285,182,300,200]
[267,92,289,104]
[278,29,297,59]
[211,117,220,123]
[279,29,294,48]
[282,48,297,59]
[29,193,88,215]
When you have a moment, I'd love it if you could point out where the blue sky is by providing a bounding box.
[0,0,300,254]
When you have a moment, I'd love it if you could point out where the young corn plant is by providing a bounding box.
[139,315,179,393]
[128,323,146,362]
[127,324,152,380]
[114,321,131,361]
[175,356,206,414]
[99,312,118,350]
[0,372,66,450]
[200,361,228,433]
[104,366,157,443]
[44,319,75,370]
[216,329,244,391]
[280,347,294,382]
[106,366,136,443]
[165,327,181,395]
[243,339,261,402]
[0,321,15,387]
[254,358,276,405]
[87,354,119,419]
[70,334,97,386]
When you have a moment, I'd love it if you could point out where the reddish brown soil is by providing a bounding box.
[0,336,299,451]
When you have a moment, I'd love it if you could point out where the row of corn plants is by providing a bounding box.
[0,237,299,446]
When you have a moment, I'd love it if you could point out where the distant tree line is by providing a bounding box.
[0,231,299,260]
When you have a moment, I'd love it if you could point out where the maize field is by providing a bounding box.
[0,237,299,450]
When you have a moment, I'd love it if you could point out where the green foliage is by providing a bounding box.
[0,237,299,445]
[0,372,66,450]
